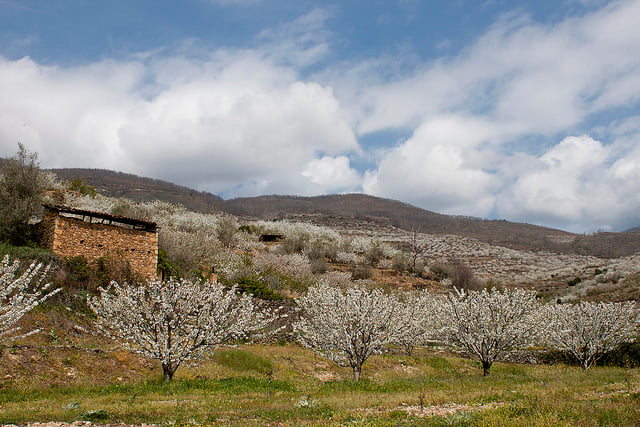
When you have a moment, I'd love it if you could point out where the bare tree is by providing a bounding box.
[544,301,639,370]
[88,277,282,381]
[294,282,404,381]
[439,287,543,376]
[449,260,483,291]
[409,228,425,275]
[0,255,60,342]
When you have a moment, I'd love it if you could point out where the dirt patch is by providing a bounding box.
[358,402,505,418]
[399,402,505,417]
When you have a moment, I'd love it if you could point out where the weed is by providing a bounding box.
[212,348,274,376]
[80,409,109,421]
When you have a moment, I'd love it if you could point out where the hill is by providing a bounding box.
[223,194,574,250]
[49,168,640,257]
[51,168,224,213]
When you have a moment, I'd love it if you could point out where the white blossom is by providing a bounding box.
[394,291,443,355]
[252,220,341,243]
[439,287,543,376]
[294,281,405,381]
[253,252,313,281]
[544,301,639,370]
[335,251,363,265]
[88,277,282,381]
[0,255,61,342]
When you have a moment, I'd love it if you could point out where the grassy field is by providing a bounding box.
[1,342,639,426]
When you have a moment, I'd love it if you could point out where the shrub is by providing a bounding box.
[304,241,337,262]
[568,277,582,286]
[364,243,385,266]
[0,242,58,266]
[235,277,284,301]
[217,216,238,248]
[95,254,140,288]
[429,262,451,281]
[450,260,483,290]
[392,253,409,274]
[281,236,307,254]
[310,258,328,274]
[63,256,96,292]
[351,264,373,280]
[157,248,180,280]
[67,178,97,198]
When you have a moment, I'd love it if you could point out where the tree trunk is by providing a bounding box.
[482,360,492,376]
[405,345,414,356]
[353,365,361,382]
[162,363,176,382]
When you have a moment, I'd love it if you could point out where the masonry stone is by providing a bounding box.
[41,207,158,280]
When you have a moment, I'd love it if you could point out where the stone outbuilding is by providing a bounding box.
[40,204,158,280]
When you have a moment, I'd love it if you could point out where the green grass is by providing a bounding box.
[0,344,639,426]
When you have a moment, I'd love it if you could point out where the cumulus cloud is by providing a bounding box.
[302,155,360,192]
[363,115,499,217]
[349,0,640,230]
[2,1,640,232]
[0,52,360,197]
[496,135,640,232]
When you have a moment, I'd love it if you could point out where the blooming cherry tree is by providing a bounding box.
[439,287,543,376]
[294,282,404,381]
[0,255,60,342]
[544,301,639,370]
[394,291,442,355]
[88,277,282,381]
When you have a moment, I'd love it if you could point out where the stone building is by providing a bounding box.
[41,204,158,280]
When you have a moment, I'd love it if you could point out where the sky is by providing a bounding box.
[1,0,640,233]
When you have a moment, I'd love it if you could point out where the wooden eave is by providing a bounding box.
[43,204,157,232]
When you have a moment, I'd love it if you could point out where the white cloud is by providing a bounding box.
[257,8,332,68]
[342,0,640,230]
[0,52,360,197]
[340,0,640,137]
[302,155,360,191]
[363,115,499,217]
[495,135,640,232]
[3,2,640,232]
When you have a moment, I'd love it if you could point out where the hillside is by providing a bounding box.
[49,168,640,257]
[51,168,224,213]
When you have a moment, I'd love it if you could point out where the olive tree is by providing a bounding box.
[88,277,282,381]
[0,255,60,342]
[0,143,47,244]
[294,282,406,381]
[544,301,639,370]
[439,287,543,376]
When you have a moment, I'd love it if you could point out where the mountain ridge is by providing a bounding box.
[48,168,640,257]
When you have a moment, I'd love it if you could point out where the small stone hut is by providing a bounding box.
[41,204,158,280]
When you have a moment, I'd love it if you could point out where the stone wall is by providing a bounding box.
[42,212,158,280]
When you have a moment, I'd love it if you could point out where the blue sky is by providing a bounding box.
[1,0,640,233]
